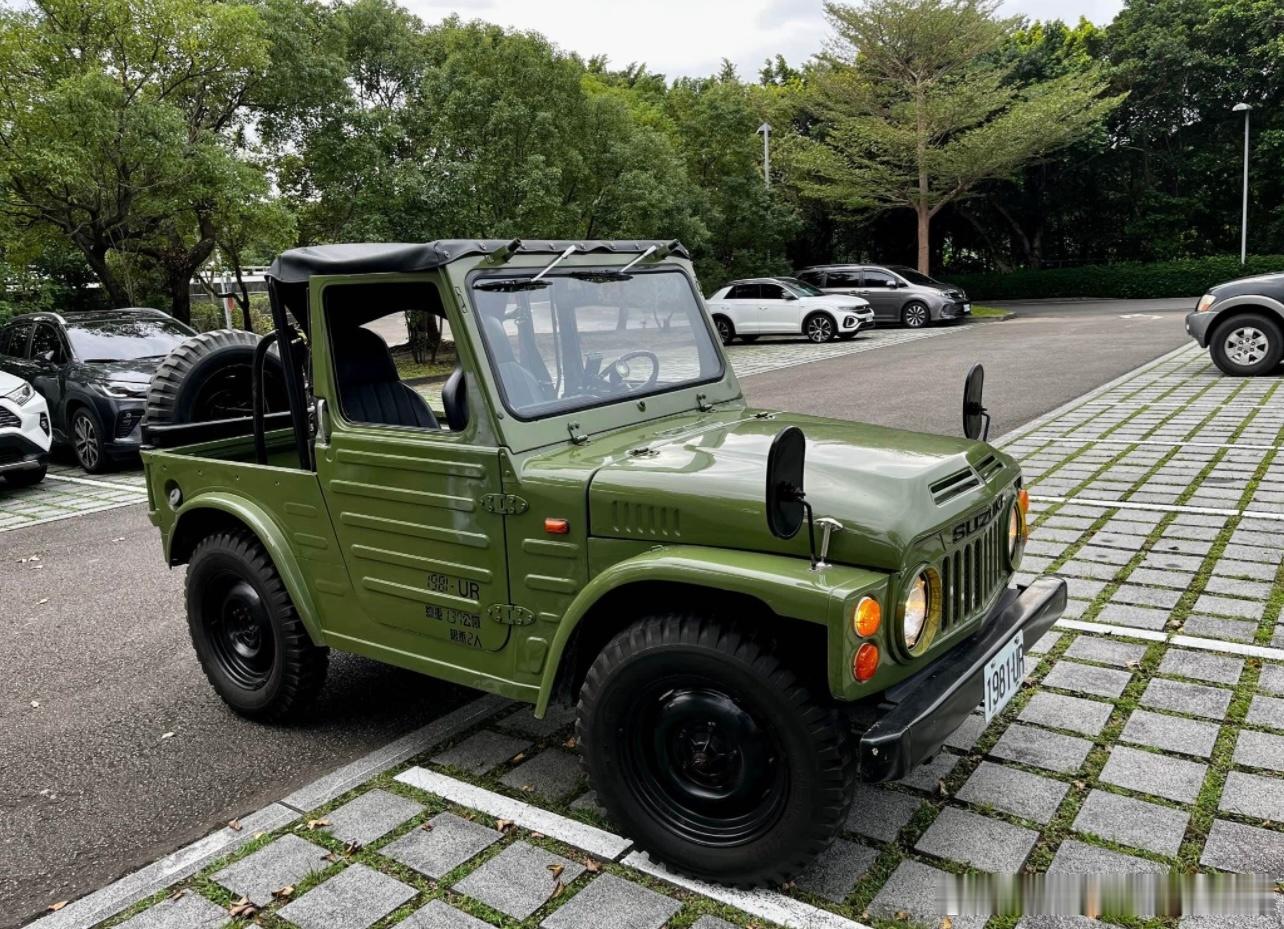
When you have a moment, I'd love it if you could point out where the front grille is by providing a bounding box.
[0,408,19,429]
[940,508,1008,630]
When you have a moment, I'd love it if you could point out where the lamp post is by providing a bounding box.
[1232,103,1251,265]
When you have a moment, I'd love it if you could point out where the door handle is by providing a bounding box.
[315,397,330,446]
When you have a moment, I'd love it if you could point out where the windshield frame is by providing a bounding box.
[887,266,945,288]
[466,263,726,424]
[778,277,824,298]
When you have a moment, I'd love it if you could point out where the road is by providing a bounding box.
[0,298,1195,927]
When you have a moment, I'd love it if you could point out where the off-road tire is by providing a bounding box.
[70,406,108,473]
[1209,312,1284,377]
[902,302,930,328]
[186,529,328,722]
[146,329,284,426]
[576,614,855,887]
[4,465,46,486]
[803,312,836,343]
[713,316,735,346]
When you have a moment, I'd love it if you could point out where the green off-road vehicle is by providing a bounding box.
[141,240,1066,886]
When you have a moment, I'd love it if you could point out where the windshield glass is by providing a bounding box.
[66,317,194,362]
[888,266,944,287]
[779,277,824,297]
[471,268,723,420]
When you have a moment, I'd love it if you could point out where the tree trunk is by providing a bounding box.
[168,271,194,325]
[76,238,131,308]
[916,206,931,274]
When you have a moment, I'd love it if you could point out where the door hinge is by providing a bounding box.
[487,604,535,626]
[481,493,529,515]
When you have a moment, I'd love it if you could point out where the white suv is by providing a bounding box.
[706,277,874,344]
[0,369,51,486]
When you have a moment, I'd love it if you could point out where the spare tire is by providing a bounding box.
[146,329,287,426]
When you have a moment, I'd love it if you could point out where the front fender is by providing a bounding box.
[534,544,888,715]
[168,492,327,646]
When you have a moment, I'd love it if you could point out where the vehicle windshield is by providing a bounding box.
[779,277,824,297]
[67,317,194,362]
[471,268,723,420]
[888,266,944,287]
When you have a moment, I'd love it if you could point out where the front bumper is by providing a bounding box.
[1185,310,1216,347]
[0,432,50,474]
[856,575,1067,781]
[841,314,875,333]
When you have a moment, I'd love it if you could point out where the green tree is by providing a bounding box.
[785,0,1122,273]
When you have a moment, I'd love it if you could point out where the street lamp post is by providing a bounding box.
[1233,103,1251,265]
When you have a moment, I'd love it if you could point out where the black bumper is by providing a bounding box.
[857,575,1068,782]
[0,433,49,473]
[1185,310,1216,347]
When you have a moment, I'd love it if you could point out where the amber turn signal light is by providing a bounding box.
[853,596,881,637]
[544,518,570,535]
[1017,487,1030,516]
[853,642,879,682]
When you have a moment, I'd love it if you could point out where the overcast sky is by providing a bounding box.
[400,0,1125,79]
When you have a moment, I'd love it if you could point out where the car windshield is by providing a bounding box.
[66,316,194,362]
[471,268,723,420]
[888,266,944,287]
[779,277,824,297]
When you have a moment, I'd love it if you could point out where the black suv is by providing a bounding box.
[0,309,195,471]
[1187,271,1284,376]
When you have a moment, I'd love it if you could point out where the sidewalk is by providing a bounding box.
[30,344,1284,929]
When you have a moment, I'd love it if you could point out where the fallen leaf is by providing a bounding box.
[271,885,295,899]
[227,819,241,832]
[1073,780,1087,790]
[521,784,534,792]
[160,732,175,740]
[548,863,565,880]
[420,821,434,832]
[227,897,257,918]
[551,880,565,898]
[343,841,362,855]
[46,902,67,913]
[563,736,577,750]
[941,917,954,929]
[252,831,266,839]
[168,889,187,901]
[30,701,39,708]
[321,851,339,863]
[530,832,545,840]
[509,752,526,765]
[496,818,514,832]
[306,818,331,830]
[111,537,125,543]
[583,858,600,874]
[1125,660,1140,669]
[37,598,47,605]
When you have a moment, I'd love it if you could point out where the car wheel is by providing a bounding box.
[71,407,108,473]
[804,313,836,343]
[4,465,46,487]
[577,614,854,887]
[902,302,930,328]
[713,316,735,346]
[1210,313,1284,377]
[186,529,329,721]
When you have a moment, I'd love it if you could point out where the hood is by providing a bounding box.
[587,412,1017,570]
[812,295,871,310]
[1210,271,1284,297]
[0,369,27,394]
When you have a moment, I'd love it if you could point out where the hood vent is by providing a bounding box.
[930,469,981,505]
[974,453,1002,481]
[609,500,681,539]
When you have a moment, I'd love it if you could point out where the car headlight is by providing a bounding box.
[97,380,148,399]
[1197,294,1217,312]
[3,382,34,405]
[1008,501,1026,566]
[901,569,940,654]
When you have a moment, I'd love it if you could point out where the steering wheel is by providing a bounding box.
[600,350,660,392]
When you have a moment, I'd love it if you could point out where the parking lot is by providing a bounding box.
[7,307,1284,929]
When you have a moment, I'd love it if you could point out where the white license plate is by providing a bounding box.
[963,303,972,313]
[983,632,1025,722]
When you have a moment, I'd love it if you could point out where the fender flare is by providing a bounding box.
[533,545,886,715]
[168,492,327,645]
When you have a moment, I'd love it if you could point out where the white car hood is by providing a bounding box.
[0,369,27,395]
[808,294,871,310]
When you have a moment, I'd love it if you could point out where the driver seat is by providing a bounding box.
[334,327,438,429]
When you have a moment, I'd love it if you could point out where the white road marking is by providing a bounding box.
[1054,618,1284,661]
[0,498,143,534]
[1032,437,1282,452]
[43,472,147,491]
[624,851,873,929]
[395,766,632,860]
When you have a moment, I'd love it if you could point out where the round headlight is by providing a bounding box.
[1007,502,1026,565]
[903,574,929,648]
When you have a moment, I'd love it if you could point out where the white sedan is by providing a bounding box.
[705,277,874,344]
[0,369,51,486]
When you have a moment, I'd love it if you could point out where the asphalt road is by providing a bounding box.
[742,297,1195,437]
[0,297,1196,927]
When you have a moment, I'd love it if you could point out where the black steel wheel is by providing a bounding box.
[71,407,107,473]
[902,302,930,328]
[713,316,735,346]
[577,614,855,887]
[186,529,328,721]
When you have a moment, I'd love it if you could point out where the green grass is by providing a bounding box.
[392,342,458,381]
[970,305,1012,319]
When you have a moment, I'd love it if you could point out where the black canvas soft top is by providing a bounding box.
[265,240,688,284]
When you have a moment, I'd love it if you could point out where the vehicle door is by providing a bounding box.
[721,283,761,332]
[756,282,799,333]
[27,322,68,422]
[821,268,861,300]
[860,268,902,322]
[312,275,514,660]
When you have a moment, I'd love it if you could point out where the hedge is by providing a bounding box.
[948,255,1284,301]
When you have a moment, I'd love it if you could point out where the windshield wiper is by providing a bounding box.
[474,278,551,293]
[569,270,632,283]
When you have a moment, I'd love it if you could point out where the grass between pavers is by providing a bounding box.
[969,306,1011,320]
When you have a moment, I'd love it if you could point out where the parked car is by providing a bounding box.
[1186,271,1284,376]
[705,276,874,344]
[797,264,971,328]
[139,239,1064,887]
[0,370,51,486]
[0,309,195,472]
